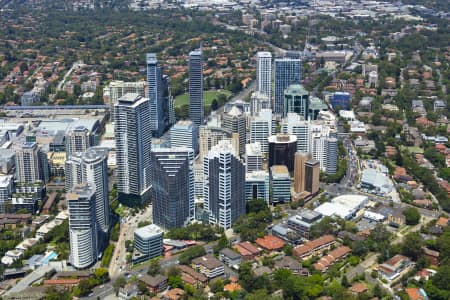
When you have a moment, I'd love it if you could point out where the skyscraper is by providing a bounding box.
[65,147,110,247]
[250,109,272,154]
[151,148,194,229]
[294,152,311,194]
[223,106,246,156]
[274,58,301,114]
[0,175,13,214]
[268,134,297,172]
[326,137,338,175]
[250,91,271,116]
[189,49,203,126]
[65,125,92,156]
[147,53,169,137]
[305,160,320,194]
[256,52,272,100]
[284,84,309,118]
[245,143,263,173]
[198,126,231,160]
[15,142,49,183]
[67,183,98,269]
[170,120,199,154]
[203,140,245,229]
[114,93,152,206]
[108,81,146,121]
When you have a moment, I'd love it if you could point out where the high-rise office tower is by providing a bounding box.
[170,120,199,154]
[147,53,170,137]
[326,137,338,175]
[65,147,110,246]
[268,134,297,172]
[198,126,231,160]
[281,113,309,153]
[245,171,270,204]
[274,58,301,114]
[310,124,330,171]
[294,152,312,194]
[151,148,194,229]
[67,183,98,269]
[284,84,309,118]
[15,142,49,183]
[203,140,245,229]
[245,143,263,173]
[108,81,146,121]
[65,125,92,156]
[271,165,291,203]
[250,91,270,116]
[189,49,203,126]
[305,159,320,194]
[250,109,272,155]
[114,93,152,206]
[256,52,272,100]
[0,175,13,214]
[223,106,246,156]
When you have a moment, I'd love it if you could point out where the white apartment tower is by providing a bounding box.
[203,140,245,229]
[65,147,110,246]
[114,93,152,205]
[250,109,272,154]
[68,183,98,269]
[256,52,272,100]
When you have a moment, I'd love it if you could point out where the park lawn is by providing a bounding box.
[174,90,231,108]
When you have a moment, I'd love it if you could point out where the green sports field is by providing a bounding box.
[174,90,231,108]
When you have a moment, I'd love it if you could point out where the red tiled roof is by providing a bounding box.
[255,235,285,251]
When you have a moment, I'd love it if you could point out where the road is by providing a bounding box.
[80,283,115,300]
[109,205,153,280]
[346,252,377,280]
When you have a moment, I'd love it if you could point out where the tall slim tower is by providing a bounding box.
[147,53,169,137]
[223,106,246,156]
[294,152,311,194]
[151,148,194,229]
[274,58,301,115]
[326,137,338,175]
[189,49,203,126]
[114,93,152,206]
[256,52,272,100]
[15,142,49,183]
[65,126,92,157]
[250,109,272,154]
[203,140,245,229]
[305,159,320,194]
[68,183,98,269]
[65,147,110,249]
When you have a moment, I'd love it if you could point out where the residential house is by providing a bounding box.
[274,256,309,276]
[139,274,168,293]
[163,288,185,300]
[233,241,261,260]
[422,247,439,266]
[293,235,336,259]
[255,235,285,252]
[314,246,352,272]
[118,284,139,300]
[349,282,368,295]
[405,287,428,300]
[219,248,241,266]
[177,265,207,287]
[378,254,413,281]
[191,255,225,279]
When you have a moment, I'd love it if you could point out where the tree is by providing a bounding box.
[94,268,109,283]
[168,275,183,288]
[214,233,229,254]
[211,99,218,111]
[209,278,224,293]
[178,245,206,265]
[403,207,420,225]
[147,258,161,276]
[401,232,423,260]
[113,276,126,293]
